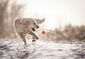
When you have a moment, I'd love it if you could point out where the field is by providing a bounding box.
[0,25,85,59]
[0,0,85,59]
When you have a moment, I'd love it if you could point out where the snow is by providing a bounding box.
[0,39,85,59]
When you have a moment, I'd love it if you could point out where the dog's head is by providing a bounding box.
[27,18,45,31]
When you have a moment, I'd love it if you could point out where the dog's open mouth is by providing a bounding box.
[32,28,35,31]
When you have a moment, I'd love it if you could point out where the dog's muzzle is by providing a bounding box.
[32,28,35,31]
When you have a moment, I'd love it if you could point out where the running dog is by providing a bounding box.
[15,18,45,45]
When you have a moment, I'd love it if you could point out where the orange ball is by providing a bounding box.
[42,31,46,34]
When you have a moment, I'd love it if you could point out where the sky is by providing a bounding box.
[17,0,85,30]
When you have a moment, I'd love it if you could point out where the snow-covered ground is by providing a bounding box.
[0,39,85,59]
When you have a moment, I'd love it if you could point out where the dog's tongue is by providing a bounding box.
[42,31,46,34]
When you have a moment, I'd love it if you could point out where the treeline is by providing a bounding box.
[0,0,24,38]
[43,24,85,43]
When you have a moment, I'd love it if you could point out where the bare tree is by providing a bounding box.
[0,0,9,37]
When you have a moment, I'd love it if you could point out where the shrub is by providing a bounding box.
[45,24,85,42]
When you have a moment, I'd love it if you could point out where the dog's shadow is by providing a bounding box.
[16,50,30,59]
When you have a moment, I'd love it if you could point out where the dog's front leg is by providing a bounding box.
[29,31,39,42]
[18,33,27,45]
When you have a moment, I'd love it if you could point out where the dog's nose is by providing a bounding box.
[37,26,39,28]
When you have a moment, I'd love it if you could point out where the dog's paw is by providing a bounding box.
[36,37,39,39]
[23,44,28,48]
[32,39,36,42]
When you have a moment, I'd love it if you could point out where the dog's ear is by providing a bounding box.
[35,18,45,24]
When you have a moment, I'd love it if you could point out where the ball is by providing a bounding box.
[42,31,46,34]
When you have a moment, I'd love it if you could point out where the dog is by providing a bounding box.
[15,18,45,45]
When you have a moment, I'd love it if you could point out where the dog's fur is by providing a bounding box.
[15,18,45,45]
